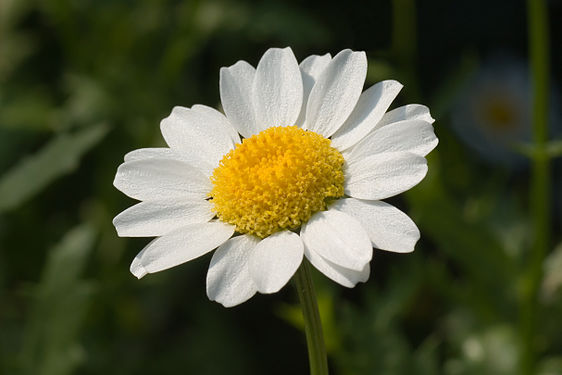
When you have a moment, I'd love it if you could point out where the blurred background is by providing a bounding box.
[1,0,561,374]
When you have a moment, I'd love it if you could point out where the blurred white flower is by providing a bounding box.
[451,57,560,167]
[113,47,438,307]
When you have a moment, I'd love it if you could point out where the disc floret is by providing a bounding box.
[210,126,345,238]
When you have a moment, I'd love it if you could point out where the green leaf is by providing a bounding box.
[513,139,562,159]
[0,123,108,212]
[413,336,441,375]
[547,139,562,157]
[20,224,97,375]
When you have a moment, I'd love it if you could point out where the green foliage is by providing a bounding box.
[1,0,560,374]
[19,224,97,375]
[0,125,108,213]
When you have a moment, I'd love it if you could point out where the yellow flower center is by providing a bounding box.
[481,97,517,130]
[210,126,345,238]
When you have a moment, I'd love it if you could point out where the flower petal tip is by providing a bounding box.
[217,300,239,308]
[130,259,148,279]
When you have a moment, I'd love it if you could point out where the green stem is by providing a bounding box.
[520,0,551,374]
[294,259,329,375]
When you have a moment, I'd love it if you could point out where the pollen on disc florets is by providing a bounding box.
[210,126,345,238]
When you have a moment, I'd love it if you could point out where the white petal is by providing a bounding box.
[191,104,241,145]
[124,147,211,177]
[304,49,367,137]
[113,199,214,237]
[220,60,258,138]
[124,148,186,163]
[296,53,332,127]
[377,104,435,127]
[346,120,438,162]
[331,80,403,150]
[344,152,428,200]
[130,221,235,278]
[304,242,370,287]
[248,231,304,294]
[160,106,236,175]
[113,158,211,201]
[252,47,303,129]
[300,210,372,271]
[331,198,420,253]
[206,235,259,307]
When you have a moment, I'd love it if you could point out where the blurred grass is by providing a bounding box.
[0,0,561,374]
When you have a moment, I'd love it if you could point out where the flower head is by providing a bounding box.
[113,47,438,307]
[451,57,560,167]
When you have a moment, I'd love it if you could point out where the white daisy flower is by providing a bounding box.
[450,58,532,166]
[451,57,560,167]
[113,47,438,307]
